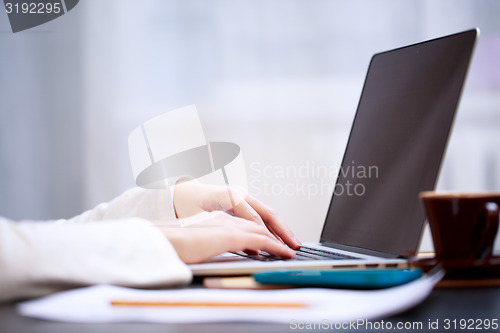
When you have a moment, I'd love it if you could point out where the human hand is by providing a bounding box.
[158,211,296,264]
[173,180,301,250]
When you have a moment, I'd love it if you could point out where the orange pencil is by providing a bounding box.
[110,300,307,308]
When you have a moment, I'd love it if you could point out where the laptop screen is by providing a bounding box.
[320,29,478,258]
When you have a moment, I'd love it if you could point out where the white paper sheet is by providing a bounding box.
[17,272,443,324]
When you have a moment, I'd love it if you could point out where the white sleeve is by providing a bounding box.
[68,187,177,223]
[0,217,192,303]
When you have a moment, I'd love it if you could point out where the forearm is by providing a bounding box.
[66,187,176,223]
[0,218,191,303]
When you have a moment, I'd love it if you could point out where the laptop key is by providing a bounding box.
[237,251,284,261]
[298,246,358,260]
[234,247,359,261]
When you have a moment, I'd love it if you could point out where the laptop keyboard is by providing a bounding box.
[235,245,359,262]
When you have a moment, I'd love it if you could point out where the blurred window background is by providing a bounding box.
[1,0,499,251]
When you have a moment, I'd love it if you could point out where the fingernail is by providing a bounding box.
[293,236,302,247]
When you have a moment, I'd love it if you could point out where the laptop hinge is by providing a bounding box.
[320,241,405,259]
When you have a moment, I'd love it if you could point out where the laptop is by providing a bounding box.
[190,28,478,276]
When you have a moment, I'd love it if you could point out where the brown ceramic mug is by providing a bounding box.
[420,192,500,263]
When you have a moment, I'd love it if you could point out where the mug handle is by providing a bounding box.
[475,202,499,259]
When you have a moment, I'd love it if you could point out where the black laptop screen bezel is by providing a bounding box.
[319,29,478,259]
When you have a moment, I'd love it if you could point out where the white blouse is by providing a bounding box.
[0,187,192,303]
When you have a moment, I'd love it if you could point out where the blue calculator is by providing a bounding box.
[254,268,423,289]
